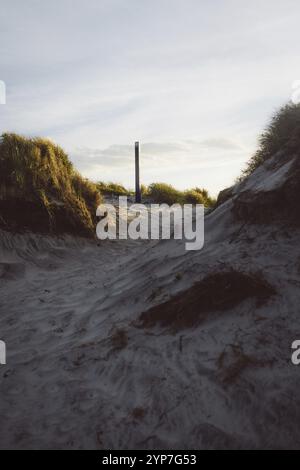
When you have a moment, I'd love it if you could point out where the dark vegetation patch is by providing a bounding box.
[97,181,216,207]
[110,328,128,351]
[131,407,147,421]
[136,271,276,332]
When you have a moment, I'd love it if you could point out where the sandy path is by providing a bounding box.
[1,195,300,449]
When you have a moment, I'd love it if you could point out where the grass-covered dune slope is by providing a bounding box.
[232,102,300,225]
[217,102,300,212]
[0,132,216,239]
[0,133,101,237]
[240,102,300,179]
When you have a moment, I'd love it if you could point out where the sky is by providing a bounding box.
[1,0,300,196]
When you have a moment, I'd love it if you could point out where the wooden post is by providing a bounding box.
[135,141,141,203]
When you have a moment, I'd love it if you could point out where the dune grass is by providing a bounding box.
[96,181,131,196]
[0,133,215,238]
[147,183,216,207]
[97,181,215,207]
[240,102,300,179]
[0,133,101,237]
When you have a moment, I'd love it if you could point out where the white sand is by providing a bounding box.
[1,155,300,449]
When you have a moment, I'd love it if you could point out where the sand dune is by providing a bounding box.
[0,150,300,449]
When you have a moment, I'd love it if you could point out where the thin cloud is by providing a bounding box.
[71,138,247,175]
[1,0,300,194]
[191,138,244,151]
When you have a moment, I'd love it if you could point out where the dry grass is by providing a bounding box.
[136,271,276,332]
[147,183,216,207]
[0,133,101,237]
[96,181,130,196]
[240,102,300,180]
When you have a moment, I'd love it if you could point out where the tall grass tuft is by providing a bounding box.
[147,183,185,205]
[0,133,101,237]
[147,183,216,207]
[96,181,130,196]
[240,102,300,179]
